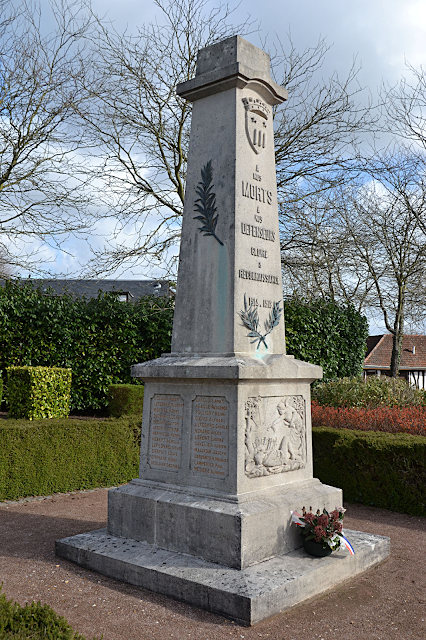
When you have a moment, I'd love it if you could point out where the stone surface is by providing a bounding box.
[107,478,342,569]
[56,35,390,624]
[172,36,288,358]
[131,355,321,497]
[56,528,390,626]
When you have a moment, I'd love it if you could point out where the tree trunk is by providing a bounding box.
[390,331,403,377]
[390,291,405,377]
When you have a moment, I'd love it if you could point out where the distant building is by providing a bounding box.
[0,279,170,302]
[364,334,426,389]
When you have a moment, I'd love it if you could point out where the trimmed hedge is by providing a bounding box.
[312,375,426,408]
[0,417,140,501]
[7,366,72,420]
[312,426,426,516]
[107,384,144,417]
[0,587,101,639]
[0,280,174,410]
[284,297,369,380]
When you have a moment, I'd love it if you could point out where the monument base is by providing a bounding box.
[107,478,343,569]
[56,528,390,626]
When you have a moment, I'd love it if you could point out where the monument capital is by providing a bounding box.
[177,36,288,104]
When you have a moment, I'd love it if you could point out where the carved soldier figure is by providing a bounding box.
[268,399,303,462]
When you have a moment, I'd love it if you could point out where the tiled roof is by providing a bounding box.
[0,279,169,301]
[364,334,426,370]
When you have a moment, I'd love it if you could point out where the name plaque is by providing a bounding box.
[148,394,183,472]
[191,396,229,478]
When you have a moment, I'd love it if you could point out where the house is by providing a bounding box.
[364,334,426,389]
[0,279,170,302]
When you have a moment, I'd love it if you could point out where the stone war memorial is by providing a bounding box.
[57,36,390,625]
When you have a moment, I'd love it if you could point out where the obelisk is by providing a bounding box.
[56,36,390,625]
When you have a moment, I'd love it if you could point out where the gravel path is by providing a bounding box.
[0,488,425,640]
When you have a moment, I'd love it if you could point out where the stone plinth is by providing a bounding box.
[56,528,390,626]
[56,35,390,624]
[107,478,341,570]
[105,353,341,571]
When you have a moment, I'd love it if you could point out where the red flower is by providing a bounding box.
[304,512,315,525]
[317,514,329,527]
[333,521,343,533]
[330,510,340,521]
[314,525,326,542]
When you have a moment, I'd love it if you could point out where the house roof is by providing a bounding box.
[364,334,426,370]
[0,279,170,301]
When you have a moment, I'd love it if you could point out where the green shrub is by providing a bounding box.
[7,367,72,420]
[312,375,426,408]
[0,416,140,501]
[312,426,426,516]
[284,297,368,379]
[107,384,144,417]
[0,586,100,639]
[0,377,3,407]
[0,280,174,411]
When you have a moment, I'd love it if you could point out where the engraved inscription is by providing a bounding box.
[244,396,307,478]
[242,181,272,204]
[251,247,267,258]
[148,394,183,472]
[241,223,275,241]
[238,269,279,284]
[248,297,273,308]
[192,396,229,478]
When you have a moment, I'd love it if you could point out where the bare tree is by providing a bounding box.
[0,0,95,274]
[355,149,426,375]
[280,188,376,313]
[283,147,426,377]
[384,63,426,152]
[76,0,252,276]
[77,1,375,277]
[271,36,376,208]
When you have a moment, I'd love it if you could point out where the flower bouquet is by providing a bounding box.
[291,506,355,557]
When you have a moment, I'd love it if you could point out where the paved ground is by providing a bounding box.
[0,488,425,640]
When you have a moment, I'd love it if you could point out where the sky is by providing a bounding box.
[87,0,426,88]
[14,0,426,331]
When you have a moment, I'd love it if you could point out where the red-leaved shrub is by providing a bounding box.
[311,401,426,436]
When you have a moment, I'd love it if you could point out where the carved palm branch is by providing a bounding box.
[264,301,283,336]
[239,295,283,349]
[193,160,224,246]
[238,294,267,349]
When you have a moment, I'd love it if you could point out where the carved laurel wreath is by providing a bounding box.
[193,160,224,246]
[239,294,283,349]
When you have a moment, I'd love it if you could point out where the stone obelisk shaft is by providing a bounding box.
[172,36,288,356]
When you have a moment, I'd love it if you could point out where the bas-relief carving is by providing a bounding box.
[242,97,270,155]
[148,394,184,472]
[193,160,223,246]
[238,293,282,350]
[244,395,306,478]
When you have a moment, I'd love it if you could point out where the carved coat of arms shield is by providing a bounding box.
[242,97,270,155]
